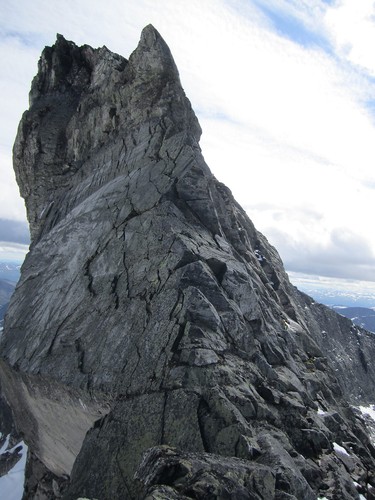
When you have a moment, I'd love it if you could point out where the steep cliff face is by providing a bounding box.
[1,26,375,499]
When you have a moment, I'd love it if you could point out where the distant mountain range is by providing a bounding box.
[290,280,375,333]
[332,306,375,333]
[0,262,21,284]
[0,262,20,329]
[296,284,375,308]
[0,280,15,308]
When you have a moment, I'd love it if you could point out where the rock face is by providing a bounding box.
[1,26,375,499]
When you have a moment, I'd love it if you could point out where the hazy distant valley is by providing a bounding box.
[0,262,20,329]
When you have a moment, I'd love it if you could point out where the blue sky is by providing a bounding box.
[1,0,375,292]
[252,1,331,48]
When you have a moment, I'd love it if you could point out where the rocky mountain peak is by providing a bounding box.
[14,26,200,244]
[2,27,375,499]
[129,24,180,83]
[30,34,94,102]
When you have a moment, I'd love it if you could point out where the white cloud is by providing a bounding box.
[289,271,375,297]
[265,222,375,282]
[0,148,27,222]
[0,35,40,223]
[325,0,375,76]
[0,242,28,262]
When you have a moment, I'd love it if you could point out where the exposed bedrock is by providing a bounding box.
[1,25,375,499]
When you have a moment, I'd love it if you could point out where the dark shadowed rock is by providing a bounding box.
[1,25,375,499]
[135,445,277,500]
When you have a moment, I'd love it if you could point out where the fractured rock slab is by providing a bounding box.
[1,25,375,499]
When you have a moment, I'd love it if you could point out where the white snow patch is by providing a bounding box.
[333,442,350,456]
[39,201,54,219]
[0,439,28,500]
[286,319,303,334]
[0,434,10,454]
[358,405,375,422]
[317,408,326,415]
[254,249,264,262]
[356,405,375,445]
[78,398,87,410]
[359,495,366,500]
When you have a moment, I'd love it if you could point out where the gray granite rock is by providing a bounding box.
[1,25,375,499]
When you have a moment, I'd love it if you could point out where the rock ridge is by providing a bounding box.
[1,26,375,499]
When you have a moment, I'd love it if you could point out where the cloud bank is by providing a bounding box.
[0,219,29,245]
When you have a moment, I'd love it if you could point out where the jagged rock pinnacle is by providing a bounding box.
[130,24,180,82]
[2,26,375,499]
[14,27,200,244]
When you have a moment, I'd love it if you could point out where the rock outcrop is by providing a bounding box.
[1,26,375,499]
